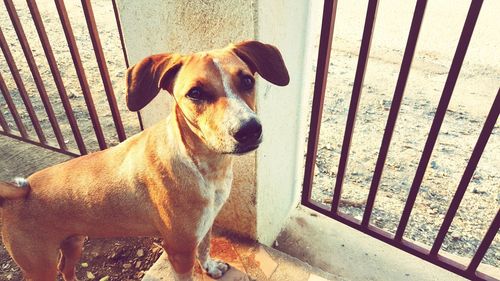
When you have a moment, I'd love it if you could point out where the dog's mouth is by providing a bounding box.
[230,137,262,155]
[233,143,260,155]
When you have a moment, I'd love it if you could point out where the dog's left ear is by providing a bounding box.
[232,41,290,86]
[126,54,183,111]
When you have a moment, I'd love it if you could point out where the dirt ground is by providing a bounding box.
[0,234,160,281]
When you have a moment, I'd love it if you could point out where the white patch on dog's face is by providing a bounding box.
[210,58,256,148]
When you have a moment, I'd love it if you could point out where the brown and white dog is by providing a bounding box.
[0,40,289,281]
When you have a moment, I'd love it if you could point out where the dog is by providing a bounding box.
[0,40,289,281]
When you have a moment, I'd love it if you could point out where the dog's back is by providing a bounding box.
[1,125,162,237]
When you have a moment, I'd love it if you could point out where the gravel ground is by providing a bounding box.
[307,0,499,268]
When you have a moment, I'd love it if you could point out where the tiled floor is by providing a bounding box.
[142,234,344,281]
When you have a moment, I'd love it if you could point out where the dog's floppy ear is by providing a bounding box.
[232,41,289,86]
[126,54,183,111]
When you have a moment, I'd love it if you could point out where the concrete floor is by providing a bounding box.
[0,135,72,181]
[275,206,500,281]
[143,234,344,281]
[142,206,499,281]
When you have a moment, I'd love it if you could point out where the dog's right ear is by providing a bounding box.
[126,54,183,111]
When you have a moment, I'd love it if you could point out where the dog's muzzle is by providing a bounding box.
[233,119,262,154]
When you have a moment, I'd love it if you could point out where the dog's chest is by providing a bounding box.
[194,163,233,240]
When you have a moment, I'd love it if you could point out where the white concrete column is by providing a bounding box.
[254,1,313,245]
[117,0,312,245]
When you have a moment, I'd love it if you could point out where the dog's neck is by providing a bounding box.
[170,105,233,174]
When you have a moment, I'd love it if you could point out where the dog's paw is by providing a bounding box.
[203,258,230,279]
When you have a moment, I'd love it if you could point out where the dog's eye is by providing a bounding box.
[241,75,254,90]
[186,87,204,101]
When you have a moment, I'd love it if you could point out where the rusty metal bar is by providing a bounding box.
[331,0,379,213]
[0,72,27,137]
[5,0,66,150]
[304,199,496,280]
[0,129,79,157]
[431,89,499,256]
[0,26,46,143]
[395,0,483,241]
[81,0,126,142]
[27,0,86,155]
[54,0,106,151]
[0,103,9,133]
[111,0,129,68]
[301,0,338,205]
[467,208,500,275]
[111,0,144,131]
[362,0,427,226]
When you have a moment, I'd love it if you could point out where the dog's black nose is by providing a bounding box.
[234,119,262,144]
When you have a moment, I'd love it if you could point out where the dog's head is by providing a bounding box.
[126,41,289,155]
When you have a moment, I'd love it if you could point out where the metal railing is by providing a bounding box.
[301,0,499,280]
[0,0,130,156]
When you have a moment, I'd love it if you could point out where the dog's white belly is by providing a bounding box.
[195,174,233,241]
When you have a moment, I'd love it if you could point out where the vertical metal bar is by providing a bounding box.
[0,26,46,143]
[0,102,10,132]
[0,72,27,137]
[111,0,144,131]
[111,0,129,68]
[4,0,66,150]
[331,0,379,213]
[301,0,338,205]
[81,0,126,142]
[362,0,427,226]
[395,0,483,241]
[137,109,144,131]
[467,208,500,274]
[430,89,499,256]
[54,0,106,151]
[27,0,86,155]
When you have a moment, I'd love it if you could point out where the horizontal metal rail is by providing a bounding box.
[0,129,80,157]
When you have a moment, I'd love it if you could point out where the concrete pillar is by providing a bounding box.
[117,0,312,245]
[254,0,314,245]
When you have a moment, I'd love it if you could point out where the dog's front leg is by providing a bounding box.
[197,228,230,279]
[163,241,197,281]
